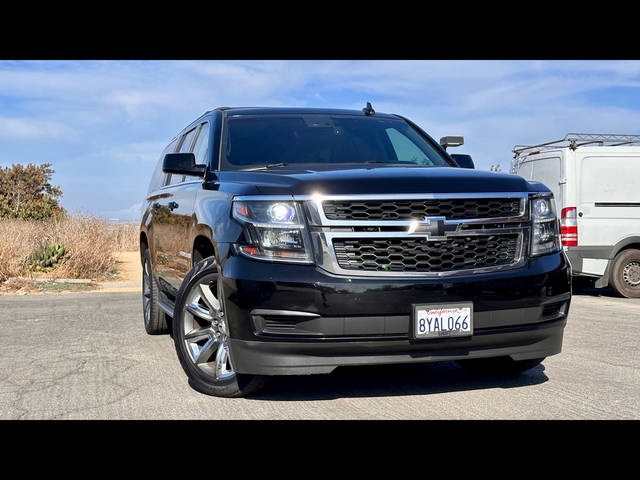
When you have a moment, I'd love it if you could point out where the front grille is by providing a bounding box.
[323,198,522,221]
[332,234,520,273]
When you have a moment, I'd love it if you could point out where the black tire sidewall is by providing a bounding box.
[142,249,168,335]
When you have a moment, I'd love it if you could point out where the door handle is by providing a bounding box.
[168,201,179,211]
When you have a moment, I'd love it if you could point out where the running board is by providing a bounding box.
[157,299,174,318]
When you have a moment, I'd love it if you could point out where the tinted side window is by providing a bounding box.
[167,128,198,185]
[148,137,179,193]
[182,123,211,182]
[179,128,198,153]
[192,123,210,165]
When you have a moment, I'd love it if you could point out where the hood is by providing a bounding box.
[216,164,545,196]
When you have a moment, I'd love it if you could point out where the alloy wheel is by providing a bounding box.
[181,278,234,380]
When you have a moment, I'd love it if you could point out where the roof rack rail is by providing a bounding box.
[214,106,266,111]
[513,133,640,157]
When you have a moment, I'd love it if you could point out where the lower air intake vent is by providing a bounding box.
[263,317,297,331]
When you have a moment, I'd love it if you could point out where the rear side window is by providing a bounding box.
[192,123,210,166]
[178,128,198,153]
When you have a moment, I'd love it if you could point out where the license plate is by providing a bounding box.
[411,302,473,339]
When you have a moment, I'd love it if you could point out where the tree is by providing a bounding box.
[0,163,65,220]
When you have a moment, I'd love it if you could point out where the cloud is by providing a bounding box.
[2,60,640,215]
[87,141,168,164]
[0,116,75,139]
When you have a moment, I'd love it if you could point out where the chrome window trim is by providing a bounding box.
[158,179,203,191]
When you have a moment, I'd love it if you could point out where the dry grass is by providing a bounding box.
[0,214,140,282]
[110,222,139,252]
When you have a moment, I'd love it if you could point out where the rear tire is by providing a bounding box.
[456,357,544,376]
[142,248,169,335]
[609,249,640,298]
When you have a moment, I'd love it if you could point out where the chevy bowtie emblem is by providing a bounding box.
[407,216,459,239]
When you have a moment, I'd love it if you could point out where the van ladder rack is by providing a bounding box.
[513,133,640,156]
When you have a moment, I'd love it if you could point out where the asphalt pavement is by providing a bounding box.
[0,288,638,419]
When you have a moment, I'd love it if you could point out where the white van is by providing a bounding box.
[512,133,640,298]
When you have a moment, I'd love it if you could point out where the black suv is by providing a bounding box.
[140,106,571,397]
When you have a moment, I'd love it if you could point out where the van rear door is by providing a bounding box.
[513,151,564,212]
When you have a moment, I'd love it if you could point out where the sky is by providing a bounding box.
[1,60,640,221]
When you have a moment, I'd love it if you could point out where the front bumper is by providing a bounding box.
[220,247,571,375]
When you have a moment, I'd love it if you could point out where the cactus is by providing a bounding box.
[27,242,67,272]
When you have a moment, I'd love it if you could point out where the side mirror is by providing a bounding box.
[450,154,475,169]
[162,153,205,177]
[439,136,464,149]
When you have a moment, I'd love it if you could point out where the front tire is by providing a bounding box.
[172,256,269,398]
[456,357,545,376]
[609,249,640,298]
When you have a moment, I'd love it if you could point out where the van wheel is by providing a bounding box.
[610,249,640,298]
[142,249,169,335]
[456,357,544,376]
[172,256,269,397]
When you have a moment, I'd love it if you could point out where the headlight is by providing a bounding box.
[232,199,313,263]
[530,195,560,256]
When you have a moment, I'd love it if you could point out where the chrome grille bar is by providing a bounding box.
[296,192,532,277]
[297,192,528,227]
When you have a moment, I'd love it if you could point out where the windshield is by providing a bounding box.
[220,114,453,170]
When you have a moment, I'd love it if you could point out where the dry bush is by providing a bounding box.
[0,218,43,281]
[0,214,138,281]
[50,214,118,279]
[110,222,139,252]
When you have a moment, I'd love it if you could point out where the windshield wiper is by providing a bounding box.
[244,162,290,171]
[243,161,393,171]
